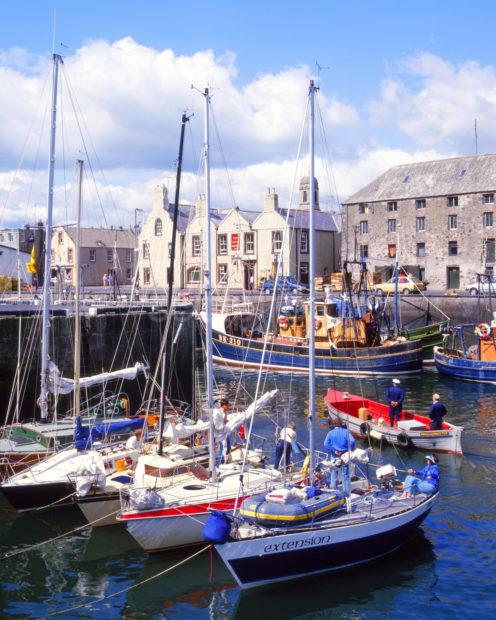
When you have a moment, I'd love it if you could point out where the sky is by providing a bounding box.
[1,0,496,229]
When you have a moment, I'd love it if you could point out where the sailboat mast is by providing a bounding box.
[308,80,317,482]
[74,159,83,420]
[203,87,216,481]
[40,53,62,421]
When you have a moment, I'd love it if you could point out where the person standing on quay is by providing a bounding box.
[386,378,404,427]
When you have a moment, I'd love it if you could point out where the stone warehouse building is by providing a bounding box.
[138,178,340,290]
[342,153,496,290]
[51,226,137,287]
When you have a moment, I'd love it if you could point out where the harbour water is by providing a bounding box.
[0,368,495,618]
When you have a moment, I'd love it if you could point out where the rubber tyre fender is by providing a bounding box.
[359,422,370,436]
[396,432,411,448]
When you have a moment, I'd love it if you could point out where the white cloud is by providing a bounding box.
[369,52,496,152]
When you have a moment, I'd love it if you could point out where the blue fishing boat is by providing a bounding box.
[434,322,496,382]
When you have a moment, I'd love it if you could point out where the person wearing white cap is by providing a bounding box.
[400,454,440,498]
[428,394,447,430]
[386,378,404,427]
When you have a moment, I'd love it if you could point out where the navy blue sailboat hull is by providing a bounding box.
[212,330,423,375]
[434,347,496,382]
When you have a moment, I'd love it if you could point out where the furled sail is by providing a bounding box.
[48,361,147,395]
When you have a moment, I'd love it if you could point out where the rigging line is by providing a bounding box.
[315,94,342,210]
[47,544,212,617]
[210,102,237,208]
[0,64,51,223]
[59,71,69,226]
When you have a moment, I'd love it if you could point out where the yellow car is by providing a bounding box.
[373,275,427,295]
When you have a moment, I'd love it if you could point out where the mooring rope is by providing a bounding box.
[46,544,210,617]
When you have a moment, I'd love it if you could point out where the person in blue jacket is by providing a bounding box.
[401,454,440,498]
[324,419,356,495]
[386,378,404,427]
[428,393,447,430]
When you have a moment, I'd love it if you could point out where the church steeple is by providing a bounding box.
[299,176,319,210]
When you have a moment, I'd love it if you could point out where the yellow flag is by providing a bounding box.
[26,245,37,274]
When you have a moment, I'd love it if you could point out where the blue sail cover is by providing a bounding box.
[74,416,144,451]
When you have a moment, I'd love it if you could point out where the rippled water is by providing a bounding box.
[1,369,495,618]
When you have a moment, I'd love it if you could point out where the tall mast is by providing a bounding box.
[39,53,62,421]
[73,159,83,420]
[308,80,317,482]
[202,87,216,482]
[158,111,190,457]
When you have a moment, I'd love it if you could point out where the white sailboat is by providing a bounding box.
[212,81,439,589]
[117,88,281,550]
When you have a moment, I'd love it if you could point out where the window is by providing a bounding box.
[89,249,96,262]
[107,249,113,262]
[403,175,410,183]
[388,244,396,258]
[417,243,426,257]
[217,264,228,284]
[126,268,132,281]
[387,202,397,212]
[126,249,132,263]
[359,221,368,234]
[0,233,3,241]
[143,267,150,285]
[300,262,309,279]
[244,232,254,254]
[67,248,73,263]
[416,217,426,231]
[358,203,368,214]
[415,199,426,209]
[272,230,283,252]
[154,218,163,236]
[483,193,495,204]
[192,235,201,257]
[359,244,368,259]
[142,243,150,259]
[459,169,466,178]
[447,196,458,207]
[447,266,460,289]
[419,267,425,282]
[168,242,172,258]
[217,234,228,255]
[486,239,495,263]
[8,232,13,241]
[486,266,494,276]
[303,190,307,203]
[387,219,396,233]
[58,231,63,244]
[484,212,493,228]
[300,230,308,253]
[187,267,201,283]
[448,215,458,230]
[448,241,458,256]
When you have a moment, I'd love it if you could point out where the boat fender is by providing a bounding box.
[476,323,491,339]
[396,432,411,448]
[301,455,310,482]
[359,422,370,436]
[203,510,231,544]
[315,319,323,331]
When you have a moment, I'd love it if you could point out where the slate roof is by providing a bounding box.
[166,203,196,233]
[278,209,338,232]
[62,227,136,248]
[344,153,496,204]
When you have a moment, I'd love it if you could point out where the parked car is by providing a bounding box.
[373,275,427,295]
[260,276,307,294]
[465,276,496,296]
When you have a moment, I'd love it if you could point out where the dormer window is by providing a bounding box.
[154,218,163,236]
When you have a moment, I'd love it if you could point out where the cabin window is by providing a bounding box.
[326,303,338,318]
[244,232,254,254]
[316,305,325,316]
[447,196,458,207]
[300,230,309,254]
[154,218,163,236]
[192,236,201,257]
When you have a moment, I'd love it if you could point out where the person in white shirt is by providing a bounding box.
[274,422,301,470]
[125,430,142,451]
[212,398,231,464]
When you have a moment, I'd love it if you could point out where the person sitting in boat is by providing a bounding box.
[125,430,142,451]
[400,454,440,498]
[428,394,447,431]
[324,419,356,495]
[274,423,302,470]
[386,378,404,427]
[213,398,231,464]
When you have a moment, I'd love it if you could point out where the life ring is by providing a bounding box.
[315,319,323,331]
[359,422,370,436]
[396,432,411,448]
[278,317,290,330]
[476,323,491,339]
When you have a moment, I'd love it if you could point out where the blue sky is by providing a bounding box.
[1,0,496,227]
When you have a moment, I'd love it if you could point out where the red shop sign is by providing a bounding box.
[231,233,239,251]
